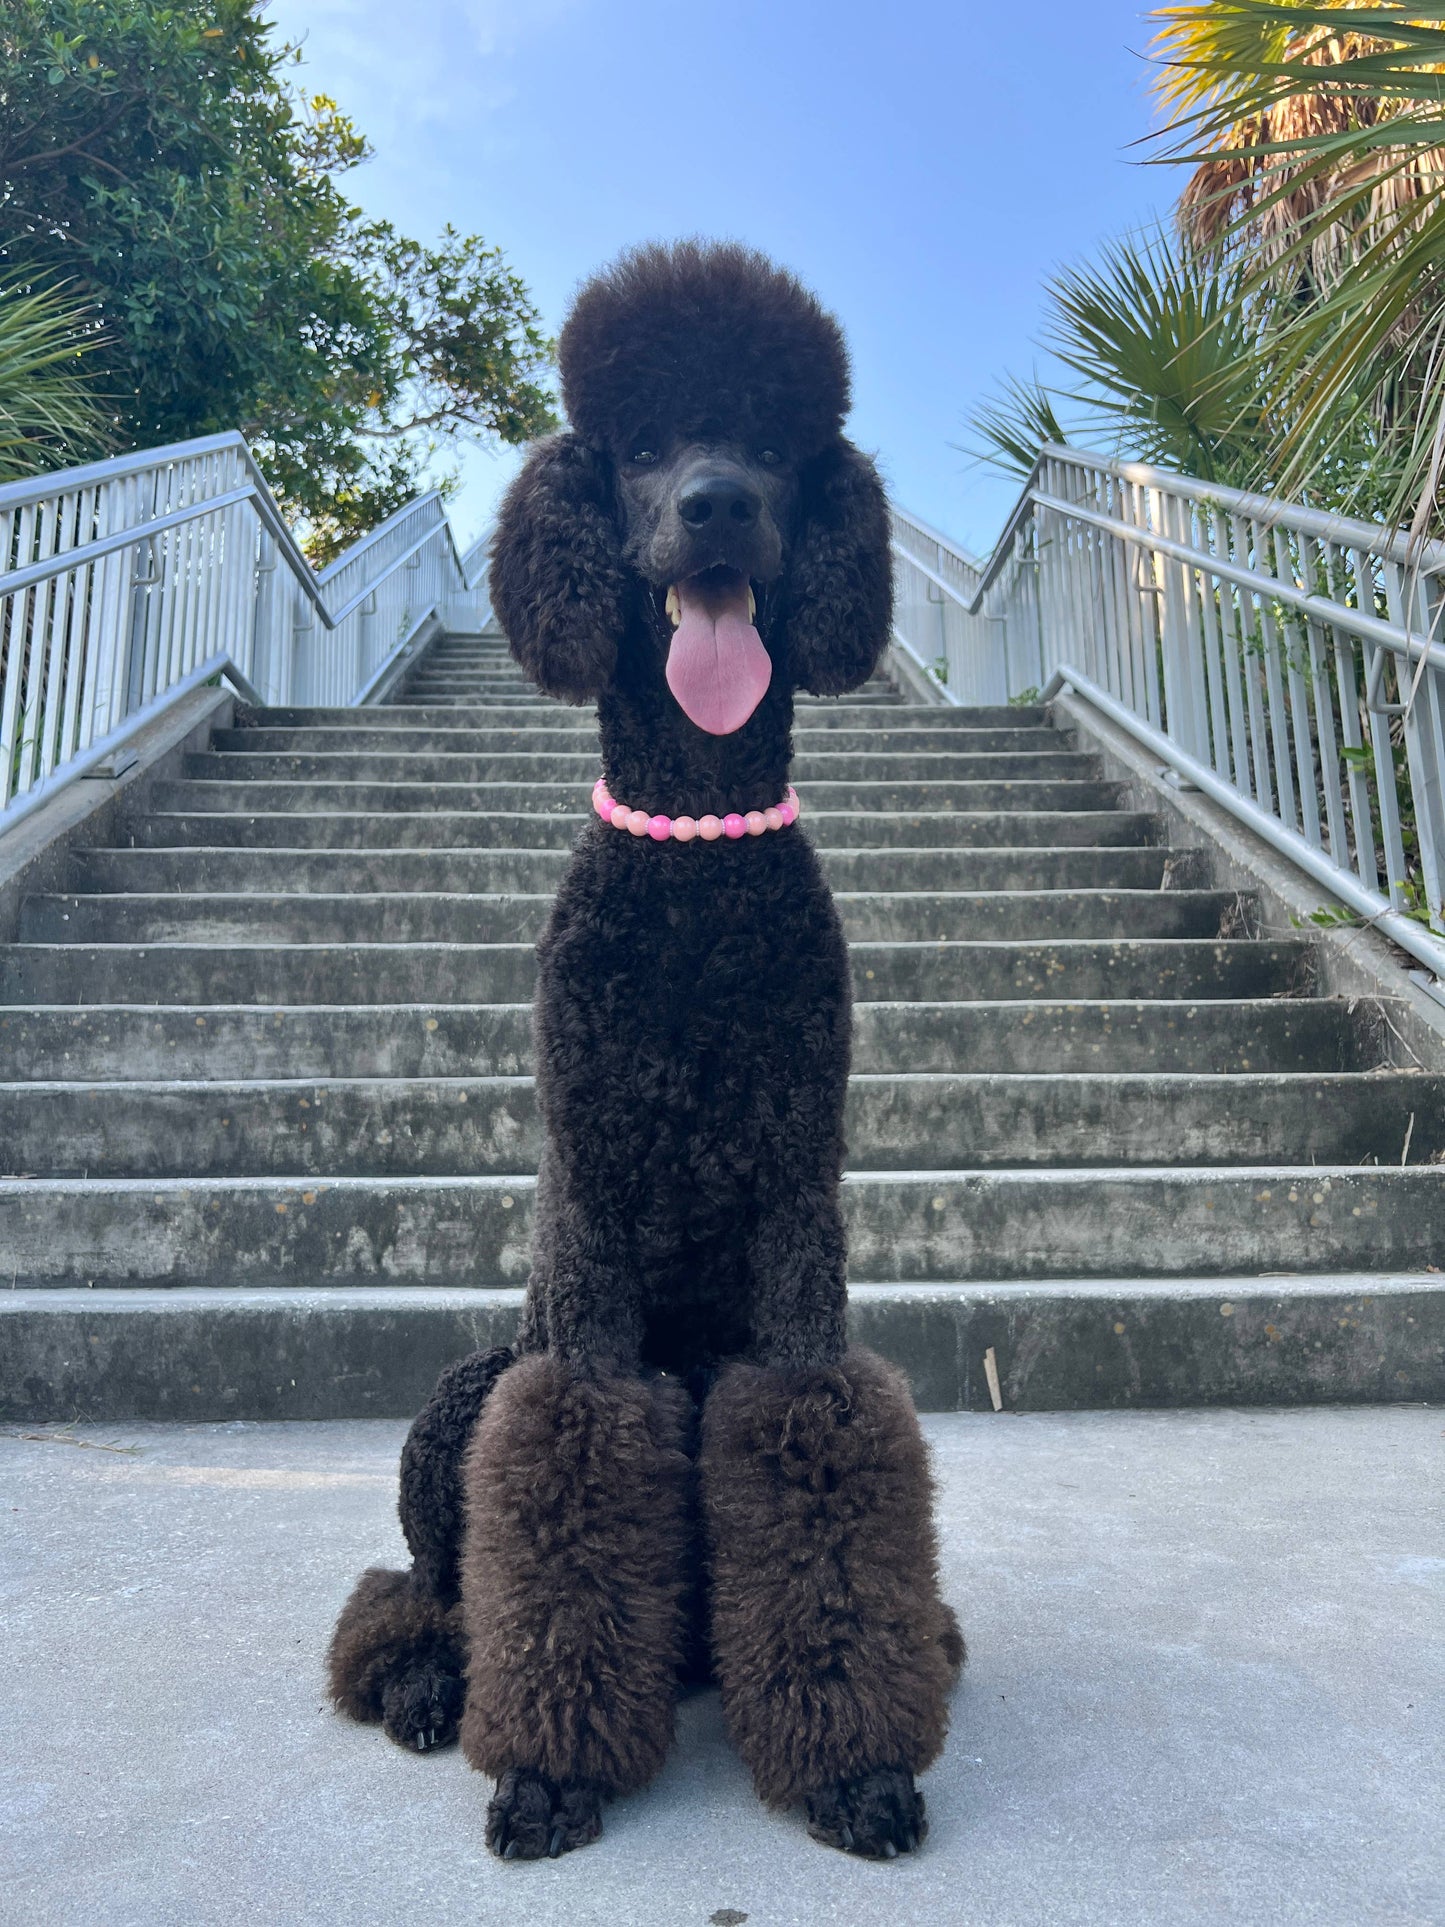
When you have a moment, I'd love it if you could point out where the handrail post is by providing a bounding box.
[250,528,283,705]
[291,600,315,708]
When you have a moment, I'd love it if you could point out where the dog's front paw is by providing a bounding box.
[381,1656,464,1753]
[805,1766,926,1858]
[486,1767,602,1860]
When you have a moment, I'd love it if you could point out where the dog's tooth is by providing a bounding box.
[748,585,756,621]
[665,585,682,628]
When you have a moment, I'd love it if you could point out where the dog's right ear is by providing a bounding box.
[488,433,627,703]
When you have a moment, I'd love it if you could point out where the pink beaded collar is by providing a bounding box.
[592,777,800,843]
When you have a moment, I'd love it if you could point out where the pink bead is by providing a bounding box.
[673,816,697,842]
[764,807,783,831]
[723,813,746,839]
[609,804,630,830]
[778,803,796,826]
[627,810,649,836]
[595,793,613,818]
[744,811,766,835]
[699,815,723,841]
[647,814,672,841]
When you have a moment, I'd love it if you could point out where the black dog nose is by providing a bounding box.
[677,475,760,529]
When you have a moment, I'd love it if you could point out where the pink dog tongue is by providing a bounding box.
[665,575,771,735]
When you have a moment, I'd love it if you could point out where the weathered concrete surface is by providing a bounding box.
[1,1407,1439,1927]
[0,995,1372,1083]
[0,934,1309,1005]
[4,1278,1442,1422]
[6,1067,1439,1178]
[4,1167,1444,1288]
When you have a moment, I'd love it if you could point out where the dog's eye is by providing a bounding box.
[758,447,784,467]
[630,447,659,466]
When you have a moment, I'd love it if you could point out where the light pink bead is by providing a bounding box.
[647,814,672,841]
[595,794,613,819]
[609,804,630,830]
[723,813,746,839]
[627,809,649,836]
[764,807,783,831]
[673,816,697,842]
[777,802,796,826]
[744,811,766,835]
[699,815,723,841]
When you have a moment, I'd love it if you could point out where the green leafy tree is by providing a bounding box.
[0,0,555,555]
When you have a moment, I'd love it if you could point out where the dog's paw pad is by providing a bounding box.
[805,1766,926,1858]
[486,1769,602,1860]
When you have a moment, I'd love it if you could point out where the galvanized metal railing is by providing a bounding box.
[891,445,1445,979]
[0,432,491,826]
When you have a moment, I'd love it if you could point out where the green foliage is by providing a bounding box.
[0,272,108,479]
[964,230,1282,487]
[0,0,555,554]
[1150,1,1445,528]
[963,374,1070,480]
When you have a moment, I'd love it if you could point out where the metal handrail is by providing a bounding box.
[889,442,1445,964]
[0,432,490,815]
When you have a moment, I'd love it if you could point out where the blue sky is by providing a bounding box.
[264,0,1185,557]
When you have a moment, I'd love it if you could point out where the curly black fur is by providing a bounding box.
[700,1350,963,1818]
[326,239,959,1858]
[459,1357,693,1841]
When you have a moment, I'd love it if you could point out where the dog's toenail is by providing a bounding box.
[840,1825,854,1852]
[882,1840,898,1859]
[503,1840,520,1861]
[549,1825,564,1858]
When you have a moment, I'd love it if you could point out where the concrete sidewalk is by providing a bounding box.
[2,1408,1440,1927]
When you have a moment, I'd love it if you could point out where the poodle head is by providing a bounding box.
[490,239,892,728]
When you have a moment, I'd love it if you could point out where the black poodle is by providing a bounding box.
[327,240,962,1862]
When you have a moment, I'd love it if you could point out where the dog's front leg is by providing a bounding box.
[457,1348,693,1857]
[700,1343,964,1859]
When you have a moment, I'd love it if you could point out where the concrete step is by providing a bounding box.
[246,702,1051,730]
[2,1166,1441,1286]
[69,843,1182,896]
[0,938,1311,1006]
[19,888,1241,946]
[144,777,1130,814]
[3,1281,1440,1417]
[216,724,1065,756]
[397,687,906,706]
[5,1071,1435,1178]
[183,748,1101,783]
[123,808,1161,851]
[0,997,1372,1083]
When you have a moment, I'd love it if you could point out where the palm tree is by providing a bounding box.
[1150,1,1445,523]
[0,274,109,483]
[965,228,1302,491]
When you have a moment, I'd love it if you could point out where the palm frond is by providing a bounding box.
[959,374,1071,478]
[0,273,110,482]
[1150,0,1445,520]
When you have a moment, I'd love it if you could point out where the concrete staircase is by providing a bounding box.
[3,628,1443,1418]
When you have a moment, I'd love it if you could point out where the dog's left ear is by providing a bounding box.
[784,438,893,695]
[488,432,628,703]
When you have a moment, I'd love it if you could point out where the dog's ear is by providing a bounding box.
[488,433,627,703]
[784,438,893,696]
